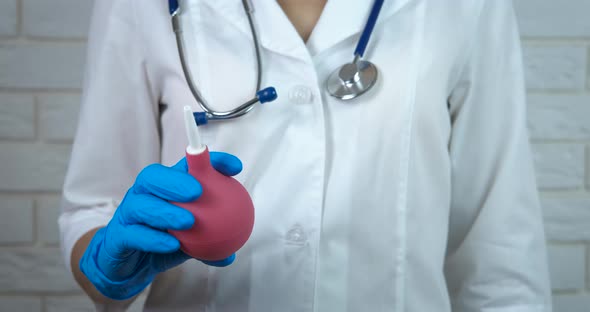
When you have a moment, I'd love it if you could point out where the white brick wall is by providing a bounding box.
[528,95,590,140]
[523,45,588,90]
[0,1,144,310]
[0,199,34,244]
[38,94,80,142]
[37,196,61,245]
[0,95,35,140]
[0,0,587,311]
[0,43,86,89]
[548,245,586,291]
[533,144,585,190]
[0,297,42,312]
[0,0,18,37]
[516,0,590,310]
[22,0,94,39]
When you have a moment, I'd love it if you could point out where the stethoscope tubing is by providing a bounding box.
[171,0,263,122]
[169,0,384,124]
[354,0,385,58]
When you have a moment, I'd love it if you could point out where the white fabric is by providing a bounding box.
[59,0,552,311]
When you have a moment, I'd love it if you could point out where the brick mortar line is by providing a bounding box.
[530,139,590,145]
[32,197,39,245]
[40,294,87,298]
[548,240,590,245]
[530,140,590,144]
[0,246,60,251]
[41,295,47,312]
[552,289,588,296]
[0,242,36,248]
[525,90,590,95]
[22,36,88,43]
[16,0,22,36]
[522,37,590,44]
[0,36,87,44]
[526,88,590,94]
[0,295,44,299]
[539,188,589,194]
[0,35,20,40]
[0,137,38,143]
[587,244,590,292]
[539,190,590,197]
[33,94,39,141]
[0,36,87,46]
[0,291,83,296]
[0,242,61,248]
[0,140,72,146]
[40,139,75,145]
[33,91,83,96]
[0,191,62,197]
[0,89,82,95]
[0,88,82,94]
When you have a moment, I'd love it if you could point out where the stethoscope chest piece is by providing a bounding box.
[327,60,378,100]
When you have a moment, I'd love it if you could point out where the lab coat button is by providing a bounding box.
[289,85,313,104]
[285,225,307,244]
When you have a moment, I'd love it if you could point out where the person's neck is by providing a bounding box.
[277,0,327,43]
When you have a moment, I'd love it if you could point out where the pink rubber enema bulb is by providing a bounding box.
[169,106,255,261]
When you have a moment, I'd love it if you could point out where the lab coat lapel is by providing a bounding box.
[306,0,417,57]
[199,0,417,61]
[200,0,310,62]
[252,0,312,61]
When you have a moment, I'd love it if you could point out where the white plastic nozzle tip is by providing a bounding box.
[183,106,205,155]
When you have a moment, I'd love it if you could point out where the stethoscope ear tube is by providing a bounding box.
[354,0,384,58]
[192,86,276,126]
[170,0,384,123]
[168,0,179,16]
[170,0,277,126]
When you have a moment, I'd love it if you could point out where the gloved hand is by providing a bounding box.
[79,152,243,300]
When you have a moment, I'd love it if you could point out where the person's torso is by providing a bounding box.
[134,0,478,311]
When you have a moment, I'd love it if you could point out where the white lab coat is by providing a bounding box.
[59,0,552,311]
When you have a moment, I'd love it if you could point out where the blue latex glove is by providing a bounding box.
[79,152,243,300]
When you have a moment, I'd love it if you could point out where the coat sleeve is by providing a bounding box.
[59,0,160,273]
[444,2,552,311]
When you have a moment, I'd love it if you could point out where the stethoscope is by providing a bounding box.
[169,0,384,125]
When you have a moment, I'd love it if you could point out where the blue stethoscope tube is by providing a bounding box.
[169,0,384,125]
[168,0,178,15]
[355,0,384,59]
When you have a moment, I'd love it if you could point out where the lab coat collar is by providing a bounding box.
[201,0,416,62]
[305,0,415,58]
